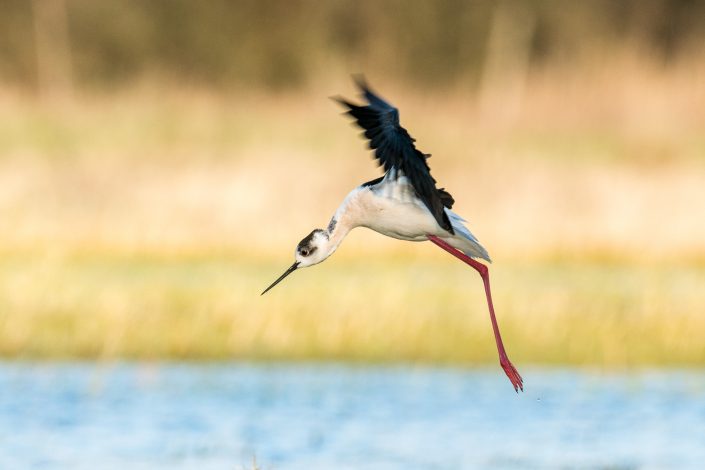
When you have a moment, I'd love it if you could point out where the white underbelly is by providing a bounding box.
[360,196,444,241]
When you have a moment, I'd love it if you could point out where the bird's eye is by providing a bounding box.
[299,246,317,257]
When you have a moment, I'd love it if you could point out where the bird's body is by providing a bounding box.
[328,171,491,259]
[262,77,523,392]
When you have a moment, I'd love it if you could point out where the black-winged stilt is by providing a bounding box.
[262,77,523,392]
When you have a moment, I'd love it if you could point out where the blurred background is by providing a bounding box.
[1,0,705,468]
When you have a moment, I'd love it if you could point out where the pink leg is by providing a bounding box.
[428,235,523,392]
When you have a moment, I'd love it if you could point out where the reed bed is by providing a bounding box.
[1,252,704,366]
[1,62,704,364]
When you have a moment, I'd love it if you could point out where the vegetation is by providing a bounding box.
[2,252,704,366]
[3,1,705,92]
[1,78,704,365]
[0,1,704,365]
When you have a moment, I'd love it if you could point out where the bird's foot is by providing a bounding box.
[500,357,524,393]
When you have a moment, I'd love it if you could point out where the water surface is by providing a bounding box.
[1,363,704,469]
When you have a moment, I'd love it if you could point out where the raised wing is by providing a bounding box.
[333,77,454,233]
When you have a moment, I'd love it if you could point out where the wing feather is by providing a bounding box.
[333,77,454,232]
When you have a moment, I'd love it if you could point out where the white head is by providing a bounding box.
[294,229,332,268]
[261,228,334,295]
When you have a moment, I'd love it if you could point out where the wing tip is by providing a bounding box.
[351,73,369,92]
[329,94,349,106]
[330,95,359,116]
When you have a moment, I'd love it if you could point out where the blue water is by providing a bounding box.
[1,363,704,470]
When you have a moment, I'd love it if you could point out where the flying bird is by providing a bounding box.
[262,77,523,392]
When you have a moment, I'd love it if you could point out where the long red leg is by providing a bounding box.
[427,235,523,392]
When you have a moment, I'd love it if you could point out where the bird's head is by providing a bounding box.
[261,229,332,295]
[293,229,331,267]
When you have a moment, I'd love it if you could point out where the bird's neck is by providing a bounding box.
[324,214,352,255]
[323,193,360,255]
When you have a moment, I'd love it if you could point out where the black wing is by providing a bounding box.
[333,77,454,233]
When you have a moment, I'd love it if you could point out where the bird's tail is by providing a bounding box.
[445,209,492,262]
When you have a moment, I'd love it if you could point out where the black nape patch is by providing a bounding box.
[327,218,337,233]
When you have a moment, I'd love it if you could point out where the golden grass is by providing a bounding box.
[0,60,704,364]
[1,252,704,366]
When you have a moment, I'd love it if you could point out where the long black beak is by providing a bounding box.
[261,262,300,295]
